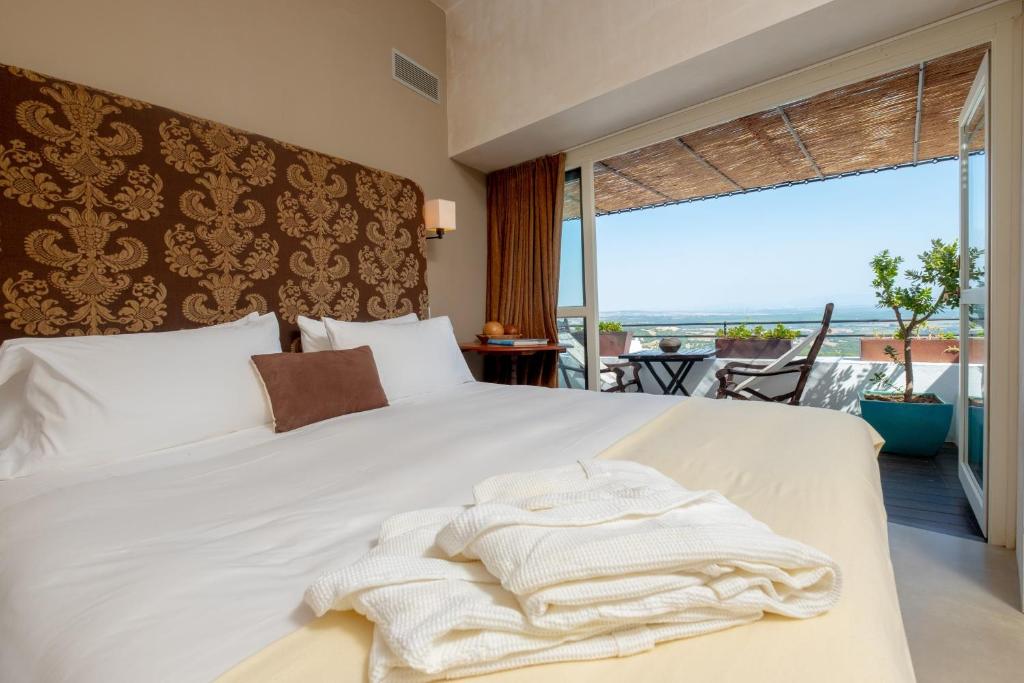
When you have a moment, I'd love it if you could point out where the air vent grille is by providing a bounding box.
[392,49,440,103]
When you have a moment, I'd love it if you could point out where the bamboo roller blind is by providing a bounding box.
[564,45,986,219]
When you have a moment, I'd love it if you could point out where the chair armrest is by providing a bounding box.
[600,360,641,392]
[603,362,638,380]
[721,359,804,371]
[718,366,804,379]
[715,360,804,381]
[720,361,769,371]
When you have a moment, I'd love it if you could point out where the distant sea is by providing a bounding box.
[596,304,959,357]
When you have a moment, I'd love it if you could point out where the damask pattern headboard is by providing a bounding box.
[0,64,428,348]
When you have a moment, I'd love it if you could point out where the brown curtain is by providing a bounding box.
[485,153,566,387]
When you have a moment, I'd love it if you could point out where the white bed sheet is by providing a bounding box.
[0,382,679,683]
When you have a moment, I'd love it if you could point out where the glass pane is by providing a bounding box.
[965,303,985,484]
[963,104,986,287]
[558,169,584,308]
[556,316,587,390]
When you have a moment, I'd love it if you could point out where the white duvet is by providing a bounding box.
[0,382,678,683]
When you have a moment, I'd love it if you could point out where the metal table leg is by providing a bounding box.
[664,360,696,396]
[641,359,695,396]
[640,360,671,394]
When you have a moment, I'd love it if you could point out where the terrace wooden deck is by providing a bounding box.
[878,444,984,541]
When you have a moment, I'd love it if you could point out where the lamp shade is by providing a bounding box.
[424,199,456,233]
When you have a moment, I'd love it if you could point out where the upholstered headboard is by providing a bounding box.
[0,64,428,348]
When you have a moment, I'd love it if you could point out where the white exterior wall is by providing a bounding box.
[609,357,982,441]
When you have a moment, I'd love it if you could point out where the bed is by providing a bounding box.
[0,64,913,683]
[221,393,914,683]
[0,383,913,682]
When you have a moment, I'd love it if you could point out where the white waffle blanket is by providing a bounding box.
[305,461,841,682]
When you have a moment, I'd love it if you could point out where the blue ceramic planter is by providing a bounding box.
[859,392,953,457]
[967,403,984,472]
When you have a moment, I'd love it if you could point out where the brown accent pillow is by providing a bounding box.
[251,346,388,432]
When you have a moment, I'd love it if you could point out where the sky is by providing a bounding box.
[559,159,960,314]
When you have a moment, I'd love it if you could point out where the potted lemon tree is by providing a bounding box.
[859,239,981,456]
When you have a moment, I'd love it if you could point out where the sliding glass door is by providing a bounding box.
[556,167,598,389]
[957,54,988,534]
[555,14,1020,550]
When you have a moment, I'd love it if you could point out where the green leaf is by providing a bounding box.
[869,238,973,385]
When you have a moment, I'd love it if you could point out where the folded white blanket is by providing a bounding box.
[306,461,841,682]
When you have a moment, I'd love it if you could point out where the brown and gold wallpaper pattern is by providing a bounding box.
[0,64,429,348]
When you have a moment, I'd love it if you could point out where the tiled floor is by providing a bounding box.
[878,444,983,540]
[889,523,1024,682]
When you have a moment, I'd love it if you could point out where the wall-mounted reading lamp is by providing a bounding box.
[424,199,456,239]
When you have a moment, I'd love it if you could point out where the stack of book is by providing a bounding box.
[487,338,550,347]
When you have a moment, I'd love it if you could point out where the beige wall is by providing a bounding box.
[446,0,827,155]
[0,0,487,341]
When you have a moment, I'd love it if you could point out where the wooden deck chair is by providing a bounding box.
[715,303,834,405]
[557,330,643,392]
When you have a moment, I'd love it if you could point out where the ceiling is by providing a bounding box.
[445,0,995,172]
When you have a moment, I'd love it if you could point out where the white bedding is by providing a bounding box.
[0,382,679,683]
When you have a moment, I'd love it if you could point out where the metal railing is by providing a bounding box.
[615,316,962,340]
[570,316,975,358]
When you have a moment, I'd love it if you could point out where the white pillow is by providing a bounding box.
[297,313,418,352]
[0,312,280,479]
[0,312,261,450]
[324,315,473,401]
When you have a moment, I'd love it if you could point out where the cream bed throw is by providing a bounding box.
[220,398,914,683]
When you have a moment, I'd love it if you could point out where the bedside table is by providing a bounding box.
[459,342,567,385]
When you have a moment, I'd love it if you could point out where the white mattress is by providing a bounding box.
[0,382,679,683]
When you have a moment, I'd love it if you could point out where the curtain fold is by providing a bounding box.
[485,154,566,387]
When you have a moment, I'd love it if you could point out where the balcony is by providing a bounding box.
[557,313,985,540]
[557,314,981,427]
